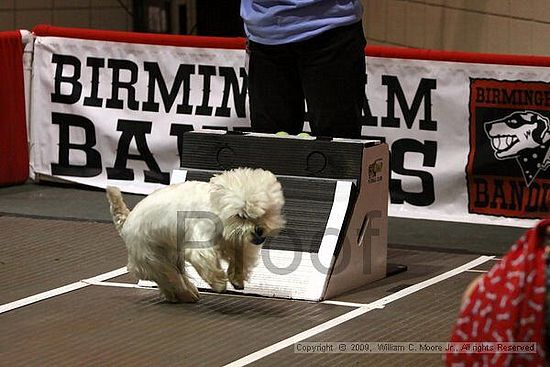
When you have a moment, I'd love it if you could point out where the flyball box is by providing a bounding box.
[171,131,389,301]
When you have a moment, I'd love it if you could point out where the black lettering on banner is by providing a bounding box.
[51,54,82,104]
[526,182,542,212]
[509,180,525,211]
[390,139,437,206]
[142,62,195,114]
[195,65,216,116]
[215,67,247,118]
[106,119,169,184]
[475,87,485,104]
[381,76,437,131]
[490,179,507,209]
[362,99,378,127]
[105,59,139,110]
[83,57,105,107]
[169,123,194,163]
[362,73,378,127]
[473,177,489,208]
[51,112,102,177]
[541,184,550,212]
[50,56,251,118]
[473,178,550,213]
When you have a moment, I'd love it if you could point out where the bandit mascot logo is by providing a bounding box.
[467,78,550,219]
[484,110,550,186]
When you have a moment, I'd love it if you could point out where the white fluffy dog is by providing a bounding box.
[106,167,285,303]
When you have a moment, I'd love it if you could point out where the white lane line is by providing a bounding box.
[83,279,156,290]
[89,281,374,307]
[0,267,127,314]
[322,300,373,308]
[465,269,488,273]
[223,255,494,367]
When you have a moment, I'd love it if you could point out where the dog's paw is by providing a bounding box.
[164,285,200,303]
[163,290,200,303]
[178,289,200,303]
[186,285,201,302]
[228,268,245,290]
[210,279,227,293]
[200,269,227,293]
[230,278,245,290]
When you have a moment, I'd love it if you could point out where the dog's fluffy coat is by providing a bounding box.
[106,168,285,302]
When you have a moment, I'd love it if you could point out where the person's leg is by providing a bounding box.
[298,22,366,138]
[247,40,305,134]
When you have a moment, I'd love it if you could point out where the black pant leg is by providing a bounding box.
[297,22,366,138]
[247,41,305,134]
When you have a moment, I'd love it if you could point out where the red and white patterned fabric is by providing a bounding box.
[445,219,549,367]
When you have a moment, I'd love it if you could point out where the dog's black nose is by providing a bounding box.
[251,227,265,245]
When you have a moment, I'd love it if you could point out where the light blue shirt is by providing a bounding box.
[240,0,364,45]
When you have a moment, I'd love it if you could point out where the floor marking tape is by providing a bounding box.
[0,267,127,314]
[321,300,373,308]
[82,279,155,289]
[223,255,494,367]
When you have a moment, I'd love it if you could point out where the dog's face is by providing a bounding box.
[484,111,550,159]
[209,168,285,246]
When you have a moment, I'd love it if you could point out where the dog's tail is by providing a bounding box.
[106,186,130,234]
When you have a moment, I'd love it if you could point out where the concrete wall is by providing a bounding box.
[364,0,550,56]
[1,0,549,56]
[0,0,132,32]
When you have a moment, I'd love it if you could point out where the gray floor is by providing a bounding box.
[0,182,525,255]
[0,182,526,366]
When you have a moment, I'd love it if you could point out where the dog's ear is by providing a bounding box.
[529,113,548,144]
[209,182,229,203]
[242,201,266,220]
[211,182,267,220]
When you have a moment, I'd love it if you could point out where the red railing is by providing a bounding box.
[33,24,550,67]
[0,30,28,185]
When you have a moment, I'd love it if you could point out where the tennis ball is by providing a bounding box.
[275,131,289,137]
[297,132,311,139]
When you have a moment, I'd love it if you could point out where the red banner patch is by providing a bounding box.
[467,79,550,219]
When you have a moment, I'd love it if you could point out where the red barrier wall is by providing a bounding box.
[0,31,28,186]
[33,24,550,67]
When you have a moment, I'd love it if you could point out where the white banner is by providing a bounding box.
[30,36,249,194]
[365,56,550,227]
[29,35,550,227]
